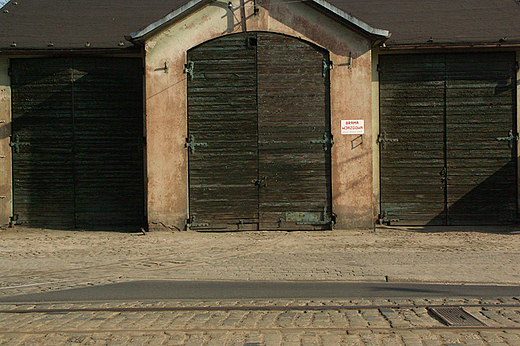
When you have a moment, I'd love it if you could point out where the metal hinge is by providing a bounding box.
[310,132,334,151]
[183,61,195,80]
[322,59,333,78]
[496,129,518,149]
[378,210,399,225]
[9,214,19,227]
[9,134,31,153]
[185,135,208,154]
[377,131,398,149]
[188,216,209,228]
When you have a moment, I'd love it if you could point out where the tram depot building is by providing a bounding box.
[0,0,519,231]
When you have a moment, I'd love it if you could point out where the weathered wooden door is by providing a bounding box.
[187,32,332,231]
[11,58,76,228]
[379,52,517,225]
[11,57,145,230]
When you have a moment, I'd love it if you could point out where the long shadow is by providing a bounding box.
[426,161,518,227]
[9,57,145,231]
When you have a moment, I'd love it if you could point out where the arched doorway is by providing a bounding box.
[187,32,333,230]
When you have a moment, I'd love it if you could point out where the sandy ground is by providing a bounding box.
[1,225,519,297]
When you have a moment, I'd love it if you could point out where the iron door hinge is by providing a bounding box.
[496,129,518,149]
[183,61,195,80]
[310,132,334,151]
[188,216,209,228]
[185,135,208,154]
[378,210,399,225]
[377,131,399,149]
[9,134,31,153]
[322,59,333,78]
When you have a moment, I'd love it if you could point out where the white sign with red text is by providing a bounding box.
[341,120,364,135]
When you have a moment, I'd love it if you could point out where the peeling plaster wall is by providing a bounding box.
[144,0,376,230]
[0,56,12,226]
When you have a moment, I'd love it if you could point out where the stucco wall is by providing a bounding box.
[144,0,376,230]
[517,49,520,214]
[0,56,12,226]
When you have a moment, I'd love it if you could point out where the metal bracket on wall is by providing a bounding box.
[185,135,208,154]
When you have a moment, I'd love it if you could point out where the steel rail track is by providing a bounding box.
[1,302,519,314]
[1,325,520,335]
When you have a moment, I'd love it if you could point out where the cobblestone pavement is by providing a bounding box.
[1,298,520,345]
[1,225,520,344]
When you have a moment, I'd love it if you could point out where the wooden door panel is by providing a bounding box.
[187,34,259,229]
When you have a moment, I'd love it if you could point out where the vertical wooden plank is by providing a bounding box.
[73,57,145,230]
[187,34,259,229]
[445,52,517,224]
[379,54,447,225]
[11,58,75,229]
[257,33,332,230]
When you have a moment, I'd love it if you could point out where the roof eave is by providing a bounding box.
[380,41,520,50]
[307,0,390,40]
[129,0,214,41]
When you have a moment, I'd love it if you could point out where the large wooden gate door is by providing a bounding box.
[11,57,145,230]
[187,32,332,231]
[379,52,517,225]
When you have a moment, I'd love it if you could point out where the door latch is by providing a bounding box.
[496,130,518,149]
[253,176,268,188]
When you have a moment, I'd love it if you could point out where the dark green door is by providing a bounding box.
[379,52,517,225]
[11,57,145,230]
